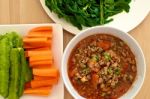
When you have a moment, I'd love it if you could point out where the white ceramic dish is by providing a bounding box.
[0,24,64,99]
[62,26,146,99]
[40,0,150,34]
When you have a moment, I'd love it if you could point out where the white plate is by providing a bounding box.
[0,24,64,99]
[40,0,150,34]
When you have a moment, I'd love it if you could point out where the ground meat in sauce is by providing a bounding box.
[68,34,137,99]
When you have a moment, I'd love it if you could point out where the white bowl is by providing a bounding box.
[61,26,146,99]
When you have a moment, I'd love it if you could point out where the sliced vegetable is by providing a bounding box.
[23,26,60,96]
[27,31,52,38]
[0,37,11,97]
[29,26,52,32]
[30,60,53,67]
[34,76,55,80]
[8,48,21,99]
[5,32,23,48]
[29,55,53,62]
[26,50,52,57]
[23,37,49,45]
[27,47,50,51]
[24,86,52,96]
[25,62,33,82]
[33,67,58,77]
[31,79,57,88]
[18,48,32,96]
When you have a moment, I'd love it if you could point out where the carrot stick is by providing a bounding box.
[26,50,52,57]
[30,60,53,67]
[24,86,52,96]
[30,26,52,32]
[24,43,51,49]
[26,47,51,51]
[23,37,51,46]
[23,37,48,43]
[33,76,56,80]
[33,67,58,77]
[29,64,52,68]
[24,45,37,49]
[35,47,51,51]
[29,55,53,62]
[27,31,52,38]
[31,79,58,88]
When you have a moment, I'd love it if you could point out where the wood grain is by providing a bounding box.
[0,0,149,99]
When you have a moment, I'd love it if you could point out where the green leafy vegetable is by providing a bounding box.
[45,0,131,30]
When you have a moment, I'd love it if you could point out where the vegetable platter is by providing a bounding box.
[0,24,64,99]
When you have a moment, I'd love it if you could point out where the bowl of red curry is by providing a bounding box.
[62,26,146,99]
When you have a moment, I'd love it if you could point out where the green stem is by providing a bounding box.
[100,0,104,24]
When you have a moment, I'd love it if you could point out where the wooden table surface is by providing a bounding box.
[0,0,149,99]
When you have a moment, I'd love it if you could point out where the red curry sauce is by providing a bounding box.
[68,34,137,99]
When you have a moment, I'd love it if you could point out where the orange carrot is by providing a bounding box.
[26,47,51,51]
[24,45,37,49]
[29,64,52,68]
[24,43,51,49]
[29,55,53,62]
[30,60,53,67]
[33,76,56,80]
[30,26,52,32]
[23,37,51,46]
[23,37,48,43]
[35,47,51,50]
[98,41,111,50]
[33,67,58,77]
[27,31,52,38]
[45,39,51,45]
[26,50,52,57]
[24,86,52,96]
[31,79,58,88]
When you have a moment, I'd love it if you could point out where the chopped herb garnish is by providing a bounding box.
[91,54,99,62]
[108,67,113,74]
[114,68,121,75]
[103,52,111,61]
[82,68,91,75]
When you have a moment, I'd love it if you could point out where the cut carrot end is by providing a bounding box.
[24,86,52,96]
[30,60,53,67]
[29,26,52,32]
[33,67,58,77]
[31,79,57,88]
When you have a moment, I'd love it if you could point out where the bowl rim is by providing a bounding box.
[61,26,146,99]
